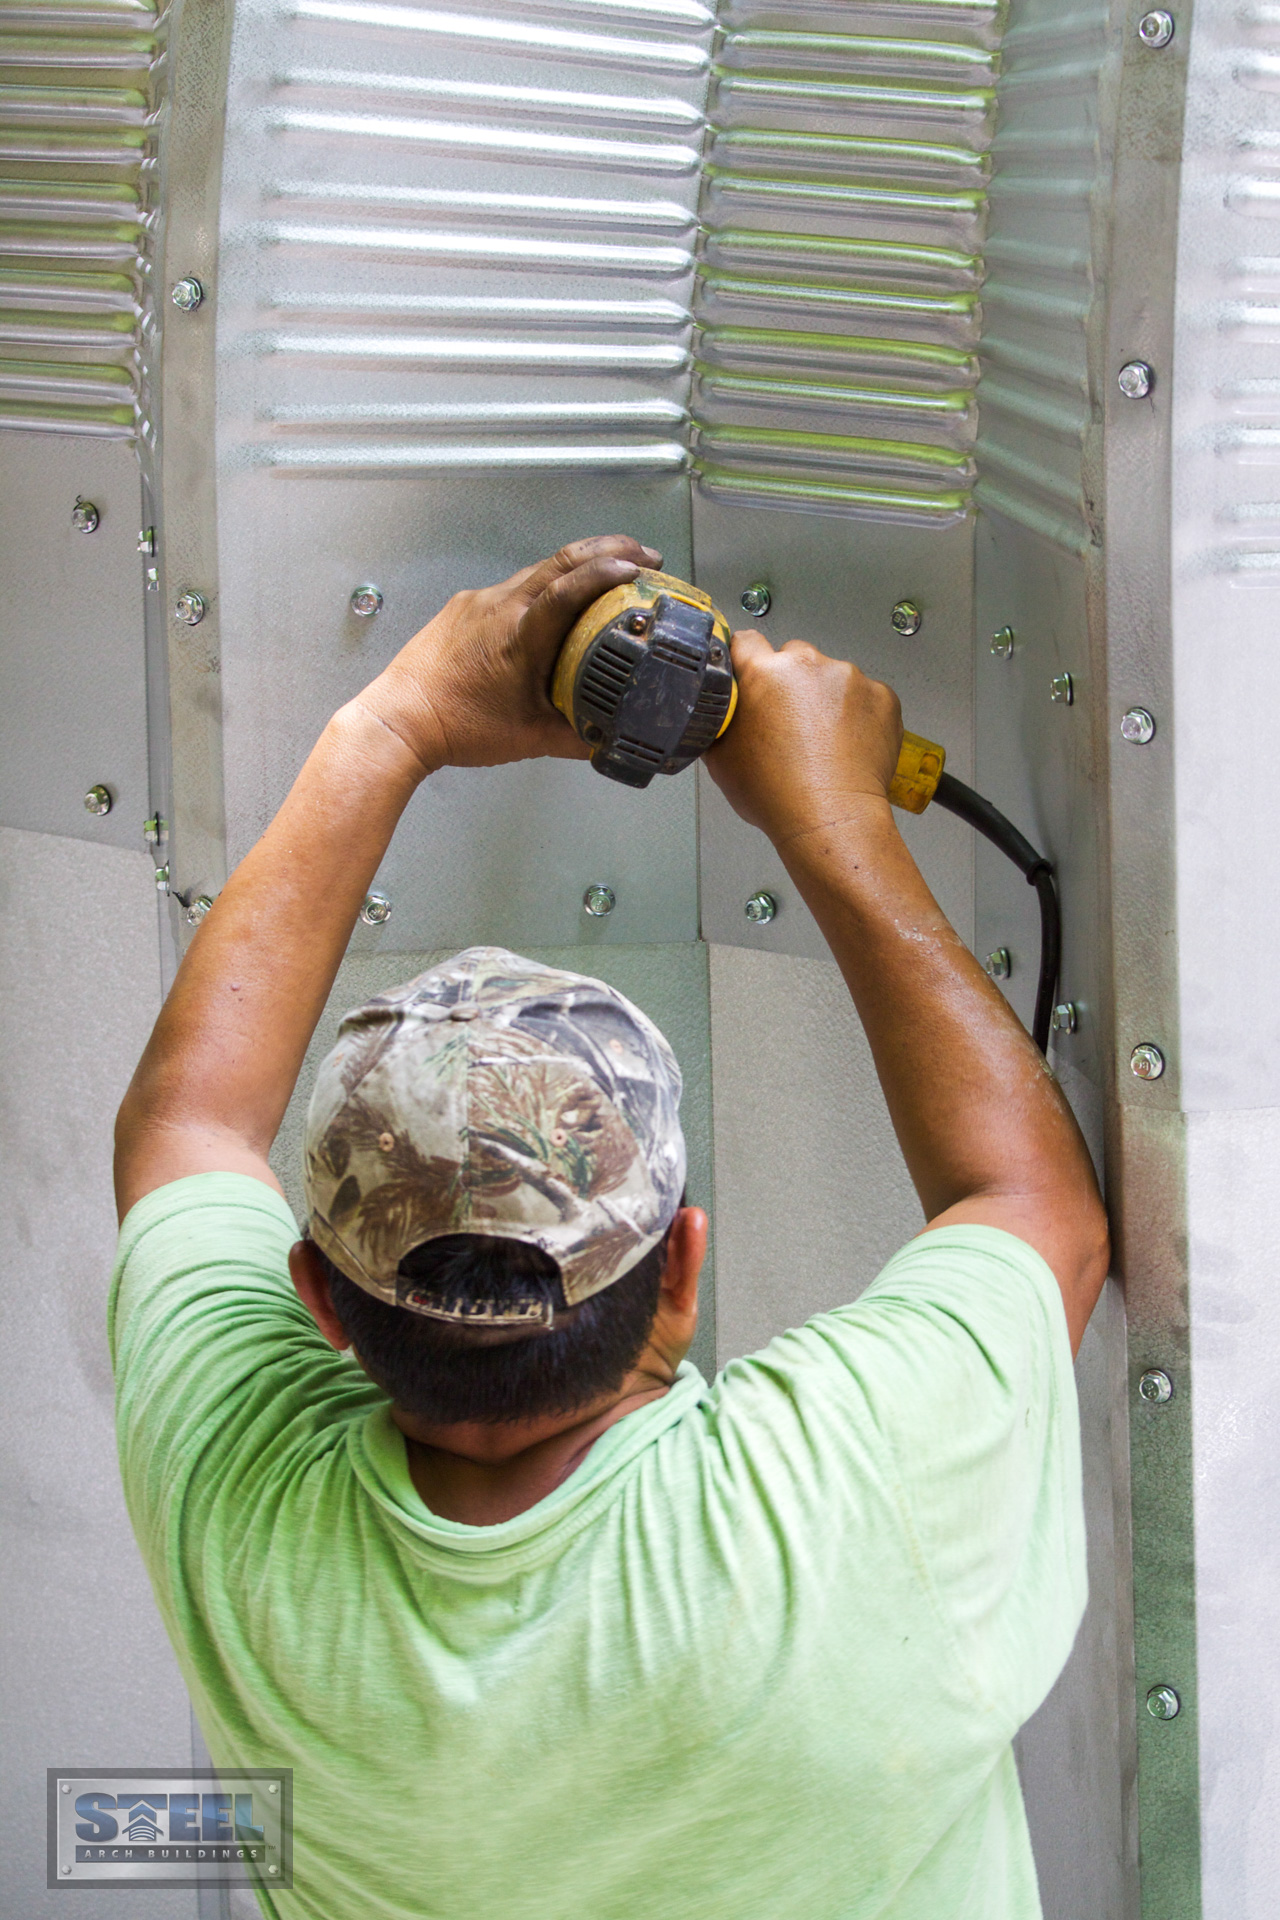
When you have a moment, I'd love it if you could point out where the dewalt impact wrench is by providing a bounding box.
[551,567,946,812]
[551,567,1059,1053]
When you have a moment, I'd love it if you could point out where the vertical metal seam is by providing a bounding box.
[153,0,234,940]
[1099,3,1200,1914]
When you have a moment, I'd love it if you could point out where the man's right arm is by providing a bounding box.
[705,631,1109,1355]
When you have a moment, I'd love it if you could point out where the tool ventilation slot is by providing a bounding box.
[578,642,634,719]
[679,682,732,756]
[614,735,664,767]
[650,633,704,671]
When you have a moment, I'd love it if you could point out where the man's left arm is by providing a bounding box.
[113,535,659,1222]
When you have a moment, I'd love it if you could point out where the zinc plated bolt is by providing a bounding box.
[184,894,213,927]
[1050,672,1074,705]
[138,526,155,556]
[1137,9,1175,48]
[83,784,112,816]
[145,566,158,592]
[740,583,771,618]
[174,590,205,626]
[583,883,615,917]
[1119,360,1155,399]
[1138,1368,1173,1404]
[984,948,1011,979]
[350,584,383,619]
[891,600,922,636]
[745,891,777,925]
[72,496,99,534]
[143,814,164,845]
[154,864,170,894]
[991,625,1014,659]
[1121,706,1156,744]
[1052,1002,1077,1034]
[1146,1685,1181,1721]
[1131,1042,1165,1080]
[170,276,204,312]
[360,891,392,926]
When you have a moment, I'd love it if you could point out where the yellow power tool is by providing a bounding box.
[552,567,946,811]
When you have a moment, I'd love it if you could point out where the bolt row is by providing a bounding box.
[353,884,783,930]
[983,615,1166,1079]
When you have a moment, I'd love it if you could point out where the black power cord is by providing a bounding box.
[932,772,1061,1057]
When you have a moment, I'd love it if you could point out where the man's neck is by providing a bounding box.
[392,1369,675,1526]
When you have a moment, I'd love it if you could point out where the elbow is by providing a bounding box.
[1082,1198,1112,1299]
[1066,1192,1112,1351]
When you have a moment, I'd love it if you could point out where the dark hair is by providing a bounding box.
[318,1230,671,1425]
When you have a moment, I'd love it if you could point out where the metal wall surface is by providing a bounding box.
[0,0,167,439]
[0,826,193,1920]
[1171,3,1280,1912]
[164,0,719,941]
[0,429,149,845]
[969,3,1148,1915]
[691,0,995,524]
[696,503,975,957]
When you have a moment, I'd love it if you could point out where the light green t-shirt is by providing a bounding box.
[110,1173,1084,1920]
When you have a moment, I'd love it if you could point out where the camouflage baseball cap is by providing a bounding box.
[303,947,686,1321]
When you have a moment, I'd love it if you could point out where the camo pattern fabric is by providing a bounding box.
[303,948,686,1311]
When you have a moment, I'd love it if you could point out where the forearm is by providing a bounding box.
[114,697,429,1216]
[779,799,1107,1314]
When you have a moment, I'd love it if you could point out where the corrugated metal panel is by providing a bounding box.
[219,0,716,476]
[691,0,1002,524]
[0,0,165,438]
[974,2,1106,555]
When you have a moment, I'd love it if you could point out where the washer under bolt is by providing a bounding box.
[991,626,1015,660]
[83,784,112,816]
[984,948,1011,980]
[1137,9,1175,48]
[745,891,777,925]
[1121,706,1156,745]
[170,275,204,312]
[360,890,392,926]
[1130,1042,1165,1081]
[1119,360,1155,400]
[583,883,615,917]
[1146,1685,1181,1721]
[184,894,214,927]
[174,590,205,626]
[740,583,771,618]
[72,496,99,534]
[1050,672,1074,705]
[350,584,383,619]
[1051,1002,1077,1034]
[891,600,922,636]
[1138,1368,1173,1405]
